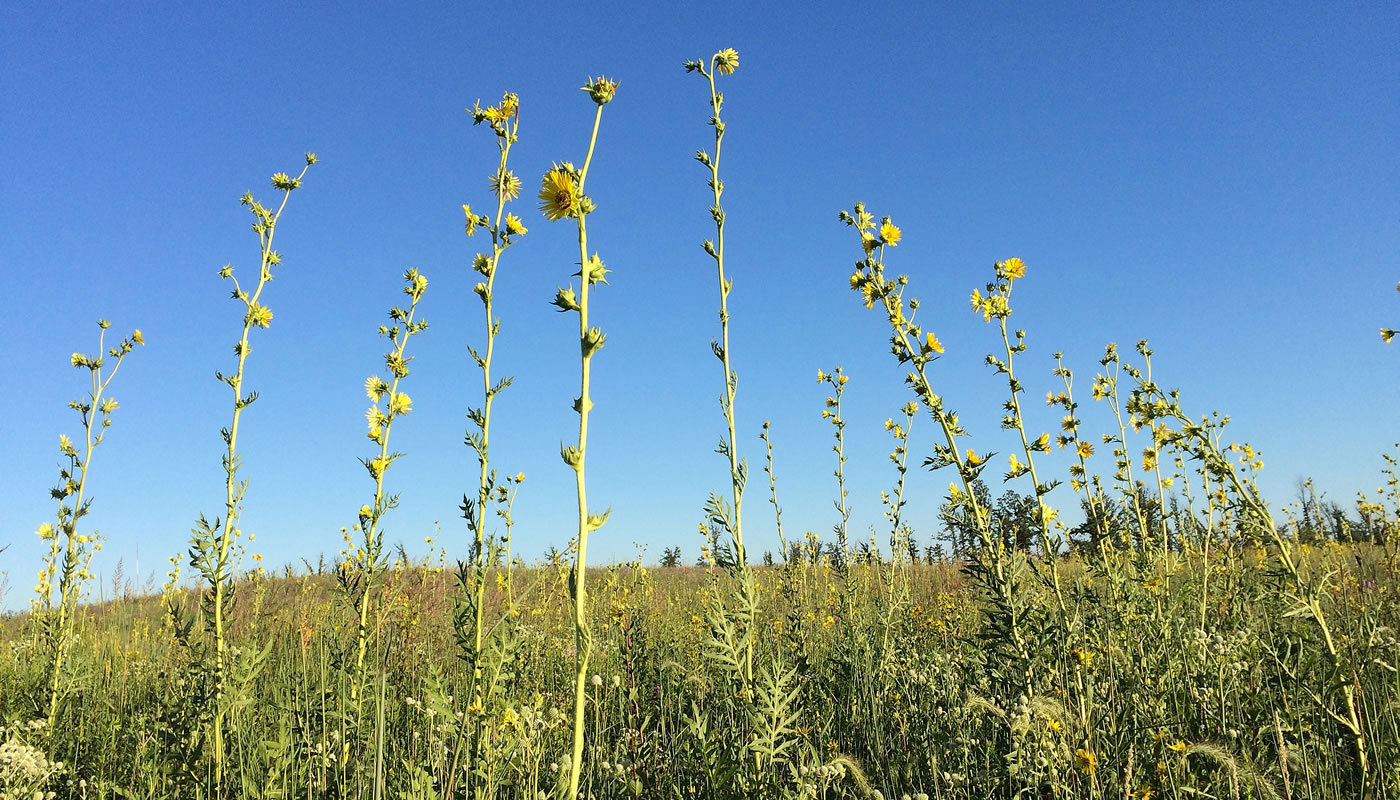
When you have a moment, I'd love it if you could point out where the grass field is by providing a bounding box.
[6,49,1400,800]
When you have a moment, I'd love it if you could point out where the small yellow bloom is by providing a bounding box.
[1003,257,1026,279]
[714,48,740,75]
[924,331,944,354]
[132,329,145,346]
[1074,748,1097,775]
[505,213,527,236]
[70,353,85,367]
[515,472,525,483]
[462,204,479,236]
[1383,328,1396,343]
[1047,719,1063,733]
[880,220,902,246]
[1077,440,1094,458]
[247,303,274,329]
[490,169,522,201]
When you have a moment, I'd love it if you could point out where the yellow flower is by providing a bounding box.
[132,329,145,346]
[365,376,388,400]
[1077,441,1094,458]
[505,213,528,236]
[70,352,85,367]
[923,331,944,354]
[515,472,525,482]
[1074,748,1097,775]
[1035,432,1051,451]
[247,304,274,329]
[1047,719,1063,733]
[1383,328,1396,343]
[880,220,902,246]
[714,48,740,75]
[860,282,876,309]
[462,204,479,236]
[489,169,522,201]
[1167,740,1187,753]
[861,232,878,255]
[1003,257,1026,279]
[538,165,578,221]
[970,288,983,312]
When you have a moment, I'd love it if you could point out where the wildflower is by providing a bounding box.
[515,472,525,482]
[582,76,618,105]
[1167,740,1187,753]
[1074,748,1097,775]
[70,353,85,367]
[366,376,389,400]
[1384,328,1396,343]
[1003,257,1026,279]
[880,220,902,246]
[539,165,579,221]
[714,48,739,75]
[490,169,522,201]
[923,332,944,354]
[505,213,528,236]
[463,205,480,236]
[1077,440,1094,458]
[247,303,274,329]
[1047,719,1063,733]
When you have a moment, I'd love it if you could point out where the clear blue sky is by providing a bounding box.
[3,2,1397,604]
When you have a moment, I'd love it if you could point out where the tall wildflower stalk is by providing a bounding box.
[36,321,143,728]
[188,155,313,793]
[687,49,751,576]
[343,268,427,739]
[459,91,524,681]
[818,367,852,566]
[542,76,616,799]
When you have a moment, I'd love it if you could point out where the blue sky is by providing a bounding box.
[2,2,1397,604]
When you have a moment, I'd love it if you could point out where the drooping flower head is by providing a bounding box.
[714,48,740,75]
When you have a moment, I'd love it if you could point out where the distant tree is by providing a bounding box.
[762,551,774,567]
[822,541,846,571]
[787,542,805,564]
[905,534,918,564]
[924,544,937,565]
[660,546,682,568]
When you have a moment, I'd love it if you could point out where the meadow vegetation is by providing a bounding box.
[4,48,1399,800]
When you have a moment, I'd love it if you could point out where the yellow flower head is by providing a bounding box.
[505,213,528,236]
[538,165,579,221]
[1074,748,1098,775]
[463,204,480,236]
[490,169,522,201]
[1003,257,1026,279]
[1077,440,1094,458]
[247,303,274,329]
[714,48,740,75]
[880,220,902,246]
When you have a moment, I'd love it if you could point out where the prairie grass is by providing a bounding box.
[5,48,1399,800]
